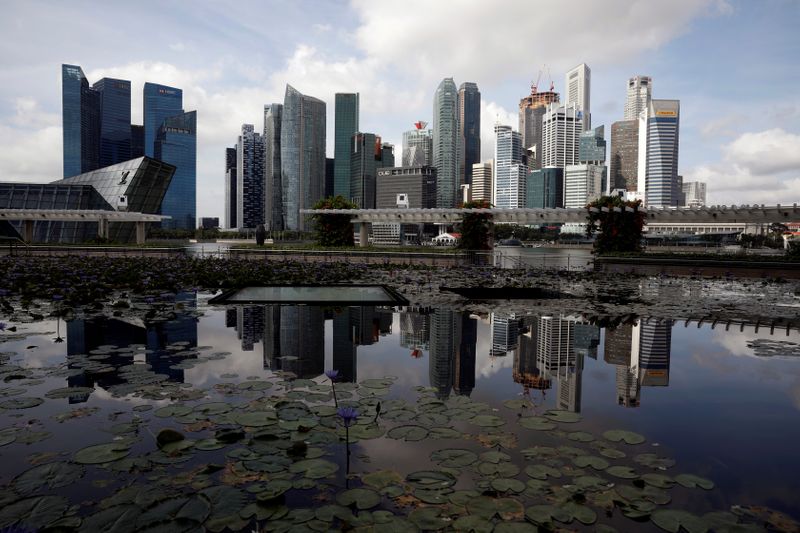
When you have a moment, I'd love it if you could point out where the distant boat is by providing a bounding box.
[497,238,524,247]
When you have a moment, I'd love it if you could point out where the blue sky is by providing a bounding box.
[0,0,798,220]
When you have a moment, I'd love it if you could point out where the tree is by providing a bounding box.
[457,199,493,250]
[585,196,646,254]
[311,196,357,247]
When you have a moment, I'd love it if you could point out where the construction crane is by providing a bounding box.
[531,65,555,94]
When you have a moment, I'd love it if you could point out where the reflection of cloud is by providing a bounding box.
[711,328,800,359]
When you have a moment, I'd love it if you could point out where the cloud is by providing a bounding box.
[688,128,800,205]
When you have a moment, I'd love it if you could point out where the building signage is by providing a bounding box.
[655,111,677,117]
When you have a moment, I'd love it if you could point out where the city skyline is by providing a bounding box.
[0,1,798,221]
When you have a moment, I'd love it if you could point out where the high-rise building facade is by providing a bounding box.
[236,124,265,229]
[526,167,564,208]
[155,111,196,229]
[62,64,100,177]
[624,76,652,121]
[681,181,707,207]
[493,125,527,209]
[225,147,237,228]
[519,86,559,171]
[281,84,326,231]
[565,63,591,130]
[350,132,382,209]
[579,126,606,164]
[564,164,604,208]
[376,166,437,209]
[130,125,144,158]
[263,104,283,231]
[143,83,183,158]
[334,93,359,198]
[433,78,460,208]
[542,103,584,168]
[403,123,434,167]
[471,162,493,203]
[458,82,481,185]
[92,78,132,169]
[490,313,520,357]
[610,120,639,192]
[638,99,680,207]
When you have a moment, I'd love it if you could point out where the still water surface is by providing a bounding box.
[1,296,799,530]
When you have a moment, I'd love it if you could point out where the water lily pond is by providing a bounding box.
[1,294,799,532]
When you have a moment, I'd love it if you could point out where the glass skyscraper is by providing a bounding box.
[225,147,237,229]
[402,126,433,166]
[62,64,100,177]
[433,78,459,208]
[458,82,481,186]
[264,104,283,231]
[334,93,359,198]
[155,111,196,229]
[281,84,326,232]
[93,78,131,169]
[526,167,564,208]
[236,124,265,229]
[143,83,183,158]
[640,99,680,207]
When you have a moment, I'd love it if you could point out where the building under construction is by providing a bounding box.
[519,72,559,171]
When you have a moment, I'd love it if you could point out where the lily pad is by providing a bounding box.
[430,448,478,468]
[288,458,339,479]
[0,428,15,447]
[641,473,676,489]
[606,465,639,479]
[478,462,520,477]
[452,515,493,532]
[44,386,95,399]
[233,411,277,427]
[573,455,610,470]
[490,478,526,493]
[362,470,404,490]
[651,509,707,533]
[337,488,381,509]
[470,414,505,427]
[408,507,449,530]
[0,495,69,530]
[675,473,714,490]
[255,479,293,501]
[406,470,457,490]
[12,462,84,494]
[387,425,428,441]
[543,410,582,423]
[603,429,646,445]
[567,431,595,442]
[0,397,43,409]
[635,453,676,470]
[74,442,131,464]
[519,416,557,431]
[525,464,562,480]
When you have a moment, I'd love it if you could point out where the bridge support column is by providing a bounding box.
[23,220,33,242]
[135,221,146,245]
[97,218,109,240]
[358,223,369,247]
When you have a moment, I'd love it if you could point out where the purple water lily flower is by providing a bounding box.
[337,407,359,427]
[325,369,340,381]
[0,322,5,331]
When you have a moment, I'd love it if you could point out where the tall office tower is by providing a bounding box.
[519,84,559,171]
[526,167,564,208]
[638,100,680,206]
[236,124,265,229]
[458,82,481,185]
[616,365,641,407]
[376,166,437,208]
[564,164,604,208]
[565,63,591,130]
[92,78,132,169]
[350,133,384,209]
[155,111,196,229]
[400,310,430,350]
[493,125,527,209]
[579,126,606,164]
[402,122,434,166]
[325,158,335,198]
[610,120,639,191]
[332,309,357,382]
[130,125,144,158]
[624,76,652,121]
[143,83,183,158]
[454,314,477,396]
[225,147,237,228]
[490,313,520,357]
[542,103,584,168]
[334,93,359,198]
[263,104,283,231]
[62,64,100,177]
[682,181,707,207]
[635,318,672,387]
[429,308,461,400]
[433,78,460,208]
[536,316,576,374]
[470,162,493,203]
[281,84,326,231]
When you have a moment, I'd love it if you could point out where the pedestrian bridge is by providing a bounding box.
[302,204,800,225]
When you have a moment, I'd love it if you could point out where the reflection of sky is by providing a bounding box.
[2,305,800,517]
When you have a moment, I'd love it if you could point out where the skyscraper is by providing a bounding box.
[130,125,144,158]
[62,64,99,177]
[541,103,584,168]
[519,84,559,171]
[350,132,380,209]
[334,93,359,198]
[155,111,196,229]
[433,78,460,208]
[281,84,326,231]
[402,123,434,166]
[681,181,707,207]
[225,147,237,229]
[526,167,564,209]
[624,76,652,121]
[471,162,492,203]
[564,164,604,208]
[93,78,132,169]
[458,82,481,185]
[263,104,283,230]
[493,125,527,209]
[565,63,591,130]
[236,124,265,229]
[610,120,639,192]
[638,99,680,206]
[143,83,183,158]
[579,126,606,165]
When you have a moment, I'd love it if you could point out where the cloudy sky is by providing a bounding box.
[0,0,798,220]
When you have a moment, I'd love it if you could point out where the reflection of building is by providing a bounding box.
[429,309,460,399]
[237,306,264,351]
[277,306,325,378]
[400,310,430,351]
[490,312,520,356]
[332,309,357,382]
[635,318,672,387]
[513,317,552,391]
[573,323,600,359]
[454,314,477,396]
[603,324,632,365]
[537,316,582,412]
[616,365,640,408]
